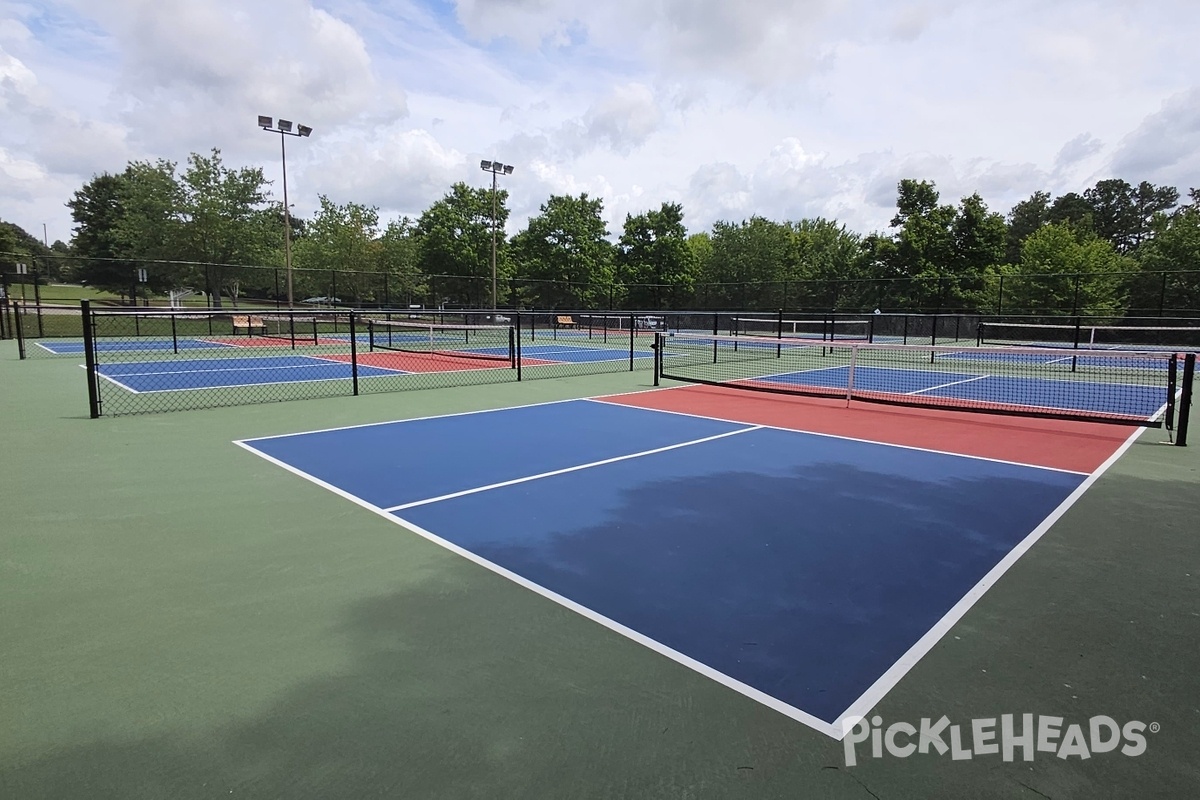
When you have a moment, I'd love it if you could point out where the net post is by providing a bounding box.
[776,308,783,358]
[653,333,661,386]
[1177,353,1194,447]
[349,311,359,396]
[81,300,100,418]
[902,314,909,345]
[14,300,25,359]
[712,313,718,336]
[171,313,178,354]
[846,344,857,407]
[977,321,984,347]
[1071,316,1081,373]
[508,326,516,369]
[1166,355,1178,431]
[515,313,523,381]
[867,313,875,344]
[929,314,937,363]
[628,313,635,371]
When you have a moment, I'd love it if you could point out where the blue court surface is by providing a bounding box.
[239,398,1086,734]
[96,356,403,392]
[757,365,1166,418]
[38,338,232,354]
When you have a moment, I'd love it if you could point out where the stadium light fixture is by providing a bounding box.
[480,159,515,310]
[258,115,315,308]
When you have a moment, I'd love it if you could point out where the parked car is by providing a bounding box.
[635,315,666,330]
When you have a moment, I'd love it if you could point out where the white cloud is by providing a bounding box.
[2,0,1200,246]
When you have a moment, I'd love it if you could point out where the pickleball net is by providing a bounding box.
[978,321,1200,352]
[366,319,514,363]
[731,317,871,341]
[656,331,1195,431]
[260,314,321,345]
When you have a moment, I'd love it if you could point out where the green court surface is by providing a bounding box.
[1,339,1198,799]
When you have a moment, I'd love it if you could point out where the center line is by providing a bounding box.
[383,425,763,512]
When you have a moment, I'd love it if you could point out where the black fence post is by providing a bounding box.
[1159,273,1168,316]
[996,275,1004,315]
[1176,353,1194,447]
[1166,356,1178,431]
[81,300,100,418]
[628,313,635,371]
[349,311,359,396]
[653,332,661,386]
[776,308,783,357]
[14,301,26,359]
[171,313,178,354]
[33,274,44,337]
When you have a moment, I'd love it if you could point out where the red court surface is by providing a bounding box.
[601,384,1140,473]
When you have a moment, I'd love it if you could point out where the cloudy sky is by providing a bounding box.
[2,0,1198,246]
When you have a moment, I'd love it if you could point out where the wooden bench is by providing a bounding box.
[555,315,577,328]
[231,315,266,334]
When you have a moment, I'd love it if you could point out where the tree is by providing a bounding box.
[292,196,382,304]
[703,216,796,309]
[509,193,614,308]
[173,150,275,306]
[1005,190,1050,264]
[790,218,867,310]
[948,193,1006,310]
[67,172,140,297]
[1001,223,1130,315]
[1131,200,1200,314]
[415,182,504,307]
[617,202,697,309]
[378,217,424,307]
[1047,192,1094,232]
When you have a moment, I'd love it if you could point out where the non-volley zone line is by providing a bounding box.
[237,398,1094,738]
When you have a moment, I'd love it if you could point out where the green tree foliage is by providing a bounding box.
[877,181,1004,311]
[1000,223,1130,315]
[1005,190,1050,264]
[617,202,696,309]
[1047,192,1094,232]
[1130,194,1200,313]
[509,193,614,308]
[67,172,139,296]
[416,182,504,307]
[378,218,424,307]
[701,216,797,308]
[292,196,382,304]
[791,218,868,309]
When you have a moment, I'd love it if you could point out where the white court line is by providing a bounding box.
[382,426,761,512]
[100,358,349,378]
[906,374,990,395]
[828,421,1150,737]
[232,437,843,739]
[583,397,1091,476]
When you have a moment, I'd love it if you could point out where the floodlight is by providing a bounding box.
[481,160,493,170]
[277,119,293,133]
[258,115,273,129]
[297,124,313,137]
[503,164,514,175]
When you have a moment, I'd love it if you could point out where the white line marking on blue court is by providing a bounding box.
[382,426,763,512]
[830,421,1148,737]
[906,374,991,395]
[232,435,843,739]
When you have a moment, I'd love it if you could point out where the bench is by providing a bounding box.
[232,315,266,334]
[555,315,577,328]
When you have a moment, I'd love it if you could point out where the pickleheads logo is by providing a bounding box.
[841,715,1157,767]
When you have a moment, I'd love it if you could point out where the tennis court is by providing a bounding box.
[239,395,1107,735]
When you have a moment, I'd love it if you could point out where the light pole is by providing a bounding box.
[259,116,313,308]
[480,160,514,310]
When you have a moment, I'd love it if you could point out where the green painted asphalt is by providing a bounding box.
[1,340,1197,799]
